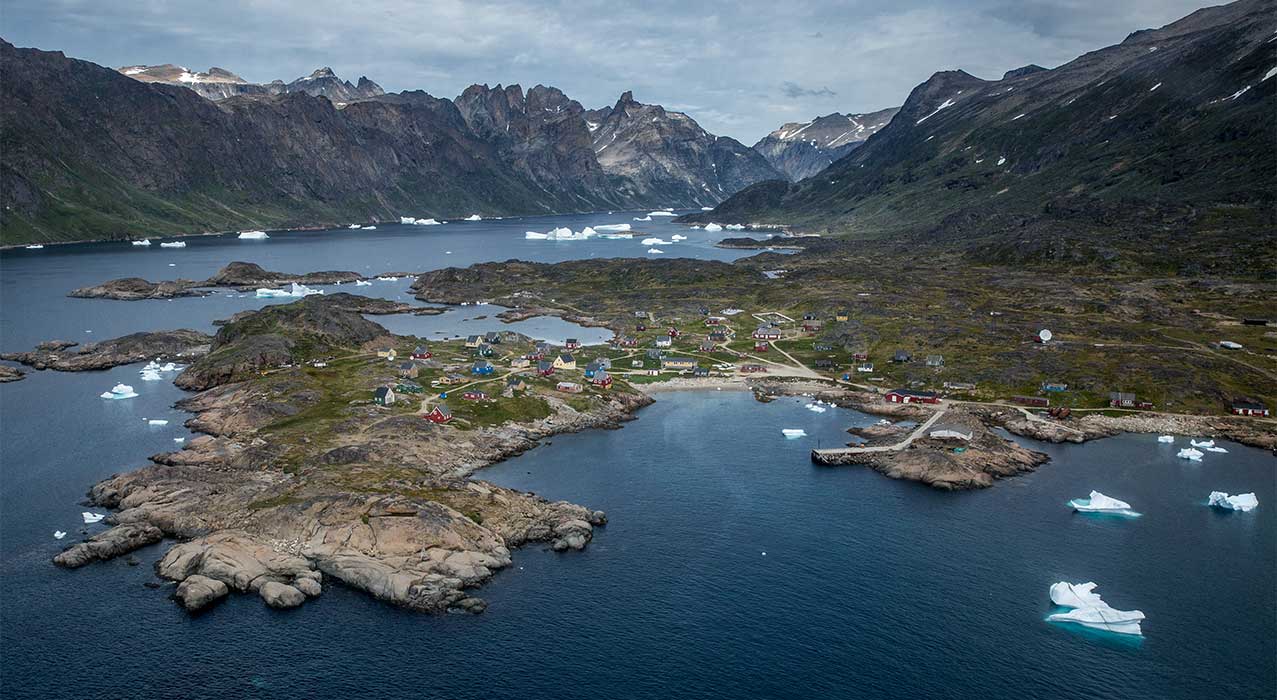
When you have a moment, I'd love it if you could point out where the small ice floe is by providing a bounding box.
[54,531,67,540]
[725,224,745,230]
[256,283,323,298]
[82,512,106,524]
[25,244,44,249]
[360,225,377,230]
[1190,439,1215,448]
[140,369,163,382]
[1208,491,1258,512]
[1068,491,1139,517]
[703,223,723,232]
[641,237,671,246]
[647,211,677,217]
[416,218,442,225]
[159,241,186,248]
[805,403,827,413]
[701,206,713,211]
[1205,446,1228,453]
[100,383,138,400]
[147,419,169,426]
[355,280,373,286]
[524,231,549,240]
[376,276,399,282]
[1149,82,1162,92]
[168,263,176,267]
[670,234,687,241]
[464,214,482,221]
[1157,435,1175,443]
[647,248,664,254]
[690,225,702,230]
[781,429,807,439]
[238,230,269,240]
[996,156,1006,166]
[1046,582,1144,636]
[1177,447,1204,461]
[594,223,631,233]
[633,215,652,221]
[131,239,152,246]
[174,437,186,443]
[347,224,361,229]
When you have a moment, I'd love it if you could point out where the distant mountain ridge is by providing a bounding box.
[752,108,899,180]
[0,46,780,244]
[690,0,1276,273]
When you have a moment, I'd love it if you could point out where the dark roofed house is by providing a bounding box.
[584,360,602,378]
[893,350,912,363]
[484,331,502,344]
[506,376,528,392]
[925,355,944,367]
[464,335,481,348]
[554,352,576,370]
[699,340,716,352]
[814,359,834,370]
[398,361,418,378]
[590,370,613,388]
[411,345,431,360]
[565,338,581,350]
[884,388,939,404]
[477,343,494,357]
[538,360,556,376]
[1109,392,1136,408]
[373,386,396,406]
[813,343,833,352]
[472,360,495,375]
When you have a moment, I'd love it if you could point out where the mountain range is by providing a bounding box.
[691,0,1275,272]
[0,47,782,244]
[752,108,899,181]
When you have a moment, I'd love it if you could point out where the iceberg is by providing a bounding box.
[140,369,163,381]
[401,216,417,225]
[525,231,549,240]
[1177,447,1204,461]
[131,239,152,246]
[360,225,377,230]
[255,283,323,298]
[100,383,138,400]
[238,230,269,239]
[633,215,652,221]
[1190,439,1215,448]
[82,512,106,524]
[376,276,399,282]
[690,225,702,230]
[355,279,373,286]
[160,362,178,372]
[1205,446,1228,453]
[414,218,441,225]
[782,428,807,439]
[594,224,631,232]
[670,234,687,241]
[1208,491,1258,512]
[54,531,66,540]
[641,237,671,246]
[25,244,44,249]
[596,232,633,239]
[703,223,723,232]
[1047,581,1144,636]
[725,224,745,230]
[174,437,186,443]
[647,211,677,217]
[159,241,186,248]
[464,214,483,221]
[1157,435,1174,443]
[147,419,169,426]
[805,403,827,413]
[348,224,361,229]
[647,248,664,254]
[1068,490,1140,516]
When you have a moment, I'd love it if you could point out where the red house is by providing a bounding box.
[411,345,432,360]
[423,404,452,424]
[884,389,940,404]
[853,352,869,361]
[1011,395,1050,408]
[565,338,581,350]
[753,326,781,340]
[705,316,723,326]
[668,327,681,338]
[590,371,613,388]
[754,340,770,352]
[740,364,768,373]
[463,390,488,401]
[1231,400,1269,416]
[537,361,556,376]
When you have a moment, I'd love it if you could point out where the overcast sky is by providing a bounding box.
[4,0,1211,142]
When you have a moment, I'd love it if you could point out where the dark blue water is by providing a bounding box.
[1,216,1274,699]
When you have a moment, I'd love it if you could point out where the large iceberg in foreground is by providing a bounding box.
[82,512,106,524]
[1208,491,1258,512]
[238,230,269,239]
[1068,491,1140,516]
[641,237,671,246]
[1177,447,1203,461]
[140,369,163,382]
[1047,581,1144,636]
[100,383,138,400]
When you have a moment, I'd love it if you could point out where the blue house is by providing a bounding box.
[472,360,495,376]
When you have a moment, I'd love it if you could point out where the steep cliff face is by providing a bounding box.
[584,92,784,207]
[693,0,1276,272]
[752,108,899,181]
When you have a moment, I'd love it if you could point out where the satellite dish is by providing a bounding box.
[1039,329,1053,342]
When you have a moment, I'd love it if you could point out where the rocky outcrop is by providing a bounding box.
[53,523,163,568]
[0,365,25,382]
[259,581,307,608]
[174,575,229,611]
[1,330,212,371]
[69,277,208,300]
[70,262,370,299]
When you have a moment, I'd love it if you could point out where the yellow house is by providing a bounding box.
[553,352,577,370]
[835,310,850,322]
[376,347,397,361]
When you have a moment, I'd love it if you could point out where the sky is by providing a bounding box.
[3,0,1212,143]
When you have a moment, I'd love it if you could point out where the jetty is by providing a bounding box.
[812,410,945,464]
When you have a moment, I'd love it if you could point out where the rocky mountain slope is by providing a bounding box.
[691,0,1276,273]
[117,64,384,104]
[752,108,899,181]
[584,92,783,207]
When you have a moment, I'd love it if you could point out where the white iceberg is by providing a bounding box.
[647,248,664,254]
[1205,446,1228,453]
[1208,491,1258,512]
[414,218,441,225]
[174,437,186,443]
[647,211,677,217]
[596,231,633,239]
[1047,581,1144,636]
[131,239,152,246]
[140,369,163,382]
[725,224,746,230]
[160,362,178,372]
[464,214,483,221]
[360,225,377,230]
[594,224,631,232]
[1069,490,1139,516]
[355,279,372,286]
[25,244,44,249]
[1177,447,1204,461]
[641,237,671,246]
[347,224,361,229]
[633,215,652,221]
[159,241,186,248]
[701,206,713,211]
[782,428,807,439]
[703,223,723,232]
[100,383,138,400]
[54,530,66,540]
[256,282,323,298]
[1190,439,1215,448]
[401,216,417,225]
[525,231,549,240]
[82,512,106,524]
[805,403,827,413]
[238,230,269,239]
[376,276,399,282]
[1157,435,1174,443]
[147,419,169,426]
[670,234,687,241]
[690,225,702,230]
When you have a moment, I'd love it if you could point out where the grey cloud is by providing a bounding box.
[781,82,837,98]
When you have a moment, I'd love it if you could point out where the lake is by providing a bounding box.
[0,213,1273,700]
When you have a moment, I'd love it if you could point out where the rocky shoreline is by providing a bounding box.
[0,330,212,371]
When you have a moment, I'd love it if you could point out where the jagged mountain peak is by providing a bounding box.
[1003,64,1048,80]
[753,107,901,181]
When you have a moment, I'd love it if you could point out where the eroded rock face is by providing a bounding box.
[174,575,229,611]
[259,581,306,609]
[53,523,163,568]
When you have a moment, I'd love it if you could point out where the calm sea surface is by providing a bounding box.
[1,214,1273,699]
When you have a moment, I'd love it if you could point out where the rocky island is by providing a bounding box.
[70,261,381,299]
